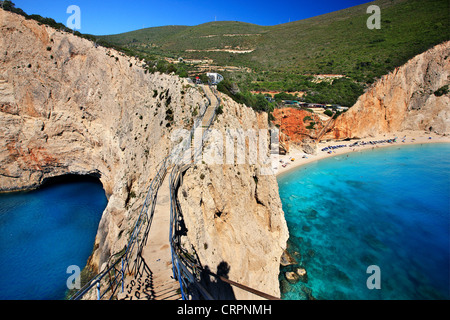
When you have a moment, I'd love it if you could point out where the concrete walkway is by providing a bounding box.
[202,85,219,127]
[119,170,181,300]
[142,169,180,300]
[118,85,218,300]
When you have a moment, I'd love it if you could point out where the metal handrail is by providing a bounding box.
[70,156,170,300]
[169,163,280,301]
[169,84,219,299]
[71,83,279,300]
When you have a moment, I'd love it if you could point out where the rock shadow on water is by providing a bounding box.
[302,208,319,220]
[363,233,388,251]
[344,179,371,192]
[327,264,352,287]
[359,252,378,266]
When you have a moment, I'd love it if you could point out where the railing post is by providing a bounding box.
[121,258,124,293]
[176,258,186,301]
[96,281,101,300]
[170,245,177,280]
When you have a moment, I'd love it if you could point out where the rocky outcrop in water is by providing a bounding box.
[330,41,450,139]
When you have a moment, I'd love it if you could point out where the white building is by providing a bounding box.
[207,73,224,85]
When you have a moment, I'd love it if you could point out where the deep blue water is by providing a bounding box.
[0,176,107,300]
[278,143,450,300]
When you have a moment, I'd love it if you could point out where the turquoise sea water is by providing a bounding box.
[0,176,107,300]
[278,143,450,300]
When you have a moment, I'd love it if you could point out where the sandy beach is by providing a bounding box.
[275,130,450,178]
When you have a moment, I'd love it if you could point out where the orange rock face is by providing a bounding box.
[272,108,325,143]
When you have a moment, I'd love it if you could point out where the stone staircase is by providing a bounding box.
[118,267,180,300]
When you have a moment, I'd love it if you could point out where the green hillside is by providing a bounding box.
[4,0,447,108]
[99,0,449,80]
[101,25,190,47]
[96,0,449,107]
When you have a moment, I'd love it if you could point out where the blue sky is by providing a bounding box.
[13,0,373,35]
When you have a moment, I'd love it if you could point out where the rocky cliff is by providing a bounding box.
[0,8,288,298]
[330,41,450,139]
[177,94,289,299]
[0,8,212,269]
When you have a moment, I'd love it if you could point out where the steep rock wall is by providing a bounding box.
[330,41,450,139]
[177,94,289,299]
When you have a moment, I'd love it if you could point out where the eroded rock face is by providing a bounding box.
[177,95,289,299]
[0,9,208,270]
[0,9,289,299]
[330,41,450,139]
